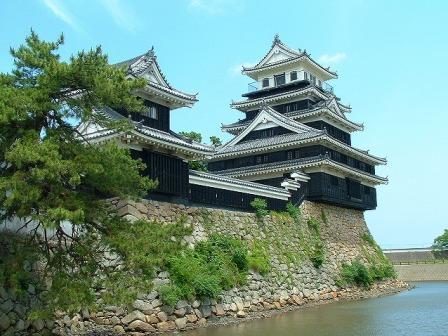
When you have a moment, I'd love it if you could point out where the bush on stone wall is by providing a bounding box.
[160,234,250,306]
[250,198,269,219]
[248,240,271,276]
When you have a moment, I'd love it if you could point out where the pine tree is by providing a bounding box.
[0,31,156,312]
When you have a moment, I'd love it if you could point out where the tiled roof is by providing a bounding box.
[213,155,388,185]
[189,170,290,195]
[231,86,328,110]
[215,131,322,156]
[242,35,337,77]
[115,48,197,102]
[82,107,213,154]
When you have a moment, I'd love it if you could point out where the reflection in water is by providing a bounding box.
[185,282,448,336]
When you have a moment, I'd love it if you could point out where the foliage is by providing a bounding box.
[369,263,396,281]
[307,216,325,268]
[361,233,376,246]
[338,260,373,288]
[286,202,301,223]
[0,233,39,300]
[337,259,396,288]
[179,131,202,143]
[307,217,320,233]
[159,284,183,308]
[250,198,269,218]
[161,234,249,306]
[320,210,328,224]
[179,131,208,171]
[0,31,157,313]
[247,240,271,276]
[209,136,222,148]
[188,160,208,172]
[433,229,448,250]
[310,241,325,268]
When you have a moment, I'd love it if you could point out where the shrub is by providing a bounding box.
[320,210,328,224]
[248,241,271,276]
[310,242,325,268]
[339,260,373,288]
[361,233,376,246]
[159,284,183,307]
[369,263,396,280]
[163,234,249,306]
[286,202,301,223]
[307,217,320,233]
[250,198,269,218]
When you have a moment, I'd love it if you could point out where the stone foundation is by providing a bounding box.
[1,199,407,335]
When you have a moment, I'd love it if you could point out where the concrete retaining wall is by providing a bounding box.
[394,264,448,281]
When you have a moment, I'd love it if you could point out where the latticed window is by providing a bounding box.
[290,71,297,81]
[274,73,286,86]
[262,78,269,87]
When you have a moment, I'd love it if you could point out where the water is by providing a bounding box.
[185,282,448,336]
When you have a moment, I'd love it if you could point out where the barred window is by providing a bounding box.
[290,71,297,81]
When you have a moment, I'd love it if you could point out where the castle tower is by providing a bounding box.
[209,35,387,210]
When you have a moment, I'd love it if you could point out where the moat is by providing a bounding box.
[185,282,448,336]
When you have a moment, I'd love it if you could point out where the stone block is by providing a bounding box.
[200,305,212,318]
[132,299,153,314]
[157,321,176,332]
[146,314,159,324]
[215,304,225,316]
[157,311,167,322]
[129,320,156,332]
[121,311,146,325]
[186,314,198,323]
[175,317,187,330]
[0,314,10,331]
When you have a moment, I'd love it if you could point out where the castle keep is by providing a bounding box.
[80,35,387,211]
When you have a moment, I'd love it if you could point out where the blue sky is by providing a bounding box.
[1,0,447,248]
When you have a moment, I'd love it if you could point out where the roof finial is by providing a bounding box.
[272,33,281,46]
[147,46,155,58]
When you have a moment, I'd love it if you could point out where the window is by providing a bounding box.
[364,186,371,195]
[318,79,322,87]
[146,106,158,119]
[256,156,262,164]
[310,74,316,85]
[287,151,293,160]
[304,72,309,80]
[290,71,297,81]
[262,78,269,88]
[274,73,286,86]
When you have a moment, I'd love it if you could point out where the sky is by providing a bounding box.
[1,0,447,248]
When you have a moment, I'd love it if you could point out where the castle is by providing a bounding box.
[79,35,387,211]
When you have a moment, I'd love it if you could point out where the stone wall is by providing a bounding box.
[1,199,404,335]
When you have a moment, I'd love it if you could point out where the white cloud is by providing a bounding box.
[228,62,255,77]
[100,0,141,32]
[42,0,79,30]
[318,52,347,65]
[189,0,244,15]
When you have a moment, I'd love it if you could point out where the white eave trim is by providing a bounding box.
[213,134,385,165]
[231,87,327,111]
[189,174,291,200]
[82,129,213,159]
[218,158,387,186]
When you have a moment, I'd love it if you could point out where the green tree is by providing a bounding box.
[433,229,448,250]
[0,31,156,312]
[179,131,202,143]
[209,135,222,148]
[179,130,208,171]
